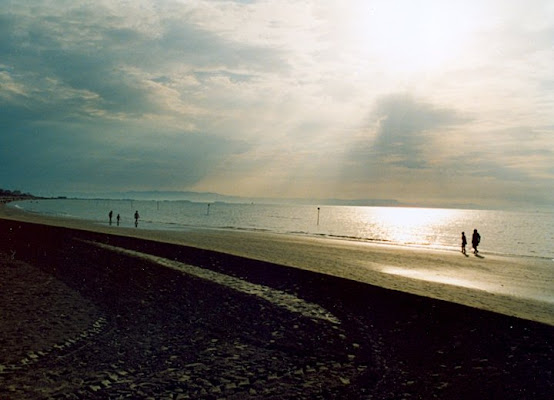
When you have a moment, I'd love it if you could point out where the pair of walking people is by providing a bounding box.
[108,210,121,226]
[461,229,480,255]
[108,210,134,227]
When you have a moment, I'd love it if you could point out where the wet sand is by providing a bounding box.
[0,204,553,399]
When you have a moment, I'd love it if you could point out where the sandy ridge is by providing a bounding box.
[83,239,340,324]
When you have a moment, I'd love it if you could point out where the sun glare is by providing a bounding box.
[376,207,445,228]
[351,1,476,73]
[358,207,462,246]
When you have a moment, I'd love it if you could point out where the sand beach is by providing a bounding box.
[0,203,552,399]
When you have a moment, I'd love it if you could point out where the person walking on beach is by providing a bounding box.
[116,213,120,226]
[109,210,113,225]
[134,210,140,227]
[472,229,481,254]
[461,232,467,255]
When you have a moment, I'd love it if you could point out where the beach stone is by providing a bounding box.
[339,377,351,385]
[106,373,119,381]
[238,378,250,386]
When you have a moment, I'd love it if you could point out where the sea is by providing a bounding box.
[8,199,554,260]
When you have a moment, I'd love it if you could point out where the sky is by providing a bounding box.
[1,0,553,209]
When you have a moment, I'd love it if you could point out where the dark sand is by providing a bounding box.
[0,215,553,399]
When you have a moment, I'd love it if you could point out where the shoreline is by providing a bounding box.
[1,203,553,326]
[7,198,554,261]
[1,208,553,398]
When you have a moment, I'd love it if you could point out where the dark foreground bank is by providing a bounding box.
[0,218,552,399]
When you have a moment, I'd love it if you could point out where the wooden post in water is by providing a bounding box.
[317,207,320,226]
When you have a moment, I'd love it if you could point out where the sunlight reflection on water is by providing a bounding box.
[356,207,464,247]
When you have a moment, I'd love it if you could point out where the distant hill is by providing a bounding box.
[8,189,503,210]
[56,190,400,207]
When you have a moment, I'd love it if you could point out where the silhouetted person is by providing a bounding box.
[116,213,120,226]
[461,232,467,255]
[109,210,113,225]
[134,210,140,227]
[472,229,481,254]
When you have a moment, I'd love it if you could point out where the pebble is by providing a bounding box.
[339,377,351,385]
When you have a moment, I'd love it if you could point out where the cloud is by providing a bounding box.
[370,94,468,168]
[0,0,284,193]
[0,1,553,208]
[347,94,469,173]
[0,118,250,194]
[0,1,288,124]
[332,93,554,207]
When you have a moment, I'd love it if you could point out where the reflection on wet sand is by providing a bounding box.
[380,266,495,291]
[380,264,554,304]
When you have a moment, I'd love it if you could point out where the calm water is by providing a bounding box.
[9,199,554,259]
